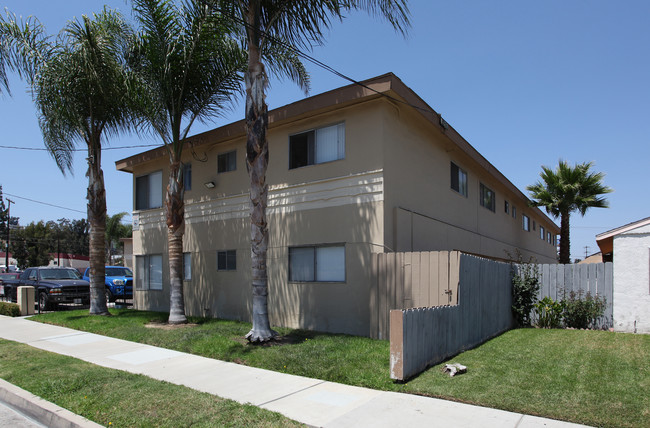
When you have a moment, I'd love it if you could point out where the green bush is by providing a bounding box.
[561,291,606,329]
[512,263,540,327]
[534,296,563,328]
[0,302,21,317]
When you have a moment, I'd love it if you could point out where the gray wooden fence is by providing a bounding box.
[370,251,460,340]
[533,262,613,328]
[390,254,513,381]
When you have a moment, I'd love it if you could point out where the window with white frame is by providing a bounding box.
[289,123,345,169]
[135,254,163,290]
[289,245,345,282]
[540,226,545,240]
[450,162,468,197]
[217,250,236,271]
[217,150,236,173]
[480,183,495,212]
[522,215,530,231]
[183,252,191,280]
[135,171,163,210]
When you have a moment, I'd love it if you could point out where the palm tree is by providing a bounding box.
[213,0,410,342]
[527,160,612,264]
[2,9,134,315]
[105,212,131,264]
[129,0,246,324]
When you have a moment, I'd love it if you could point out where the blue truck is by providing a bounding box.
[83,266,133,302]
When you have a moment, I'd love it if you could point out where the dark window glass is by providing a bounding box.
[480,183,495,212]
[217,250,236,271]
[183,163,192,191]
[135,175,149,210]
[218,151,236,173]
[289,131,314,169]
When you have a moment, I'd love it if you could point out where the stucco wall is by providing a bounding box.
[613,224,650,333]
[380,99,558,263]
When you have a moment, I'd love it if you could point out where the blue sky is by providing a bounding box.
[1,0,648,262]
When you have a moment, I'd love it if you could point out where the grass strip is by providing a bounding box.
[0,339,303,428]
[32,309,650,428]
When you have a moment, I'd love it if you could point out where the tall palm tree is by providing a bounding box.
[527,160,612,264]
[213,0,410,342]
[129,0,246,324]
[2,9,134,315]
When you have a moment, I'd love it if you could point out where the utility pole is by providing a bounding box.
[584,246,589,259]
[5,198,13,271]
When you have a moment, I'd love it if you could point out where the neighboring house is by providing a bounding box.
[120,237,133,269]
[48,253,90,273]
[597,217,650,333]
[116,73,559,336]
[577,252,603,264]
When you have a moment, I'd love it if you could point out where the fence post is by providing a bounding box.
[389,309,405,380]
[17,286,35,316]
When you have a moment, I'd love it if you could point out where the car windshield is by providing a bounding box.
[106,267,133,277]
[39,269,82,280]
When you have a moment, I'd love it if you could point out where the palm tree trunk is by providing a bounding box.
[87,139,109,315]
[244,6,277,342]
[559,211,571,264]
[167,160,187,324]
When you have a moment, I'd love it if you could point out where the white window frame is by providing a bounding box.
[289,123,345,169]
[289,244,346,283]
[135,254,163,290]
[522,215,530,232]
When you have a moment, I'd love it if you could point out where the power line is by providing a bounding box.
[3,193,85,214]
[0,143,160,152]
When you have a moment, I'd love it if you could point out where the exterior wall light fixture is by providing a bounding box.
[204,181,216,189]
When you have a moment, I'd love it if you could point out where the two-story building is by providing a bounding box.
[116,73,559,336]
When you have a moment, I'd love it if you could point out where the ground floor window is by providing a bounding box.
[217,250,237,271]
[289,245,345,282]
[183,253,191,280]
[135,254,163,290]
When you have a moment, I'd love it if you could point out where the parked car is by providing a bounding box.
[1,267,90,310]
[0,272,21,299]
[83,266,133,302]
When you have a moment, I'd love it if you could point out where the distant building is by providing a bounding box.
[48,253,90,273]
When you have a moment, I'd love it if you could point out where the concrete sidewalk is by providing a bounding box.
[0,316,589,427]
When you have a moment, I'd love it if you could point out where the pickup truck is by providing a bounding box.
[0,267,90,310]
[83,266,133,302]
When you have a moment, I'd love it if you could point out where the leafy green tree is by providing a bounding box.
[10,221,52,268]
[527,160,612,264]
[212,0,410,342]
[128,0,246,324]
[2,9,135,315]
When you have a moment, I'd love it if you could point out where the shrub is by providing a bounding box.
[561,291,606,329]
[0,302,21,317]
[534,296,564,328]
[512,263,540,327]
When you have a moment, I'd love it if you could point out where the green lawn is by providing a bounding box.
[0,339,302,427]
[28,309,650,427]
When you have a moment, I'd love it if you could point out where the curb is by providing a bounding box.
[0,379,103,428]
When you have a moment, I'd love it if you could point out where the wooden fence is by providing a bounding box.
[370,251,460,340]
[389,254,513,381]
[533,262,613,328]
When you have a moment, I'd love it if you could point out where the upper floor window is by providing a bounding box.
[289,245,345,282]
[512,206,517,219]
[289,123,345,169]
[480,183,495,212]
[135,171,162,210]
[504,200,510,214]
[522,214,530,231]
[540,226,545,240]
[218,150,236,173]
[547,231,552,244]
[450,162,468,197]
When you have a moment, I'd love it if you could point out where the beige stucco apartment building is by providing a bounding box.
[116,73,559,336]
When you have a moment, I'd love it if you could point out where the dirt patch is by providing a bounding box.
[145,322,199,330]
